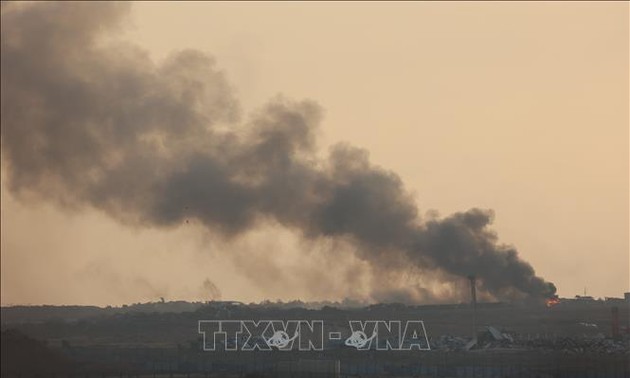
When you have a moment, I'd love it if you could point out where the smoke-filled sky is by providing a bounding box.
[1,2,627,306]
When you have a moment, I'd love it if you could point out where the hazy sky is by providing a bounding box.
[1,2,628,305]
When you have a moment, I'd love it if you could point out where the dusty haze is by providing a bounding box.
[1,2,627,306]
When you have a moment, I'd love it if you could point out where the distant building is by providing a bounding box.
[605,297,625,304]
[575,295,595,301]
[206,300,244,307]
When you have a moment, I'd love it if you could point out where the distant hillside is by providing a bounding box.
[0,301,207,324]
[1,329,74,374]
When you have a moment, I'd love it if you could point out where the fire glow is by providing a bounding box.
[546,296,560,307]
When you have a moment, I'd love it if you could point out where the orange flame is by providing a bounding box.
[546,297,560,307]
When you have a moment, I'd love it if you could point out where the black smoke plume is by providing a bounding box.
[1,2,556,302]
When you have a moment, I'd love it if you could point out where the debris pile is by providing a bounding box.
[430,326,630,354]
[522,336,629,355]
[430,335,469,351]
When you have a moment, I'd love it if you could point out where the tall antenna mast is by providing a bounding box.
[468,275,477,342]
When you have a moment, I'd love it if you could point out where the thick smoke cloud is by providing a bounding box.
[1,2,556,302]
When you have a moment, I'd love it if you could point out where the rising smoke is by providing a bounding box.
[0,2,556,303]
